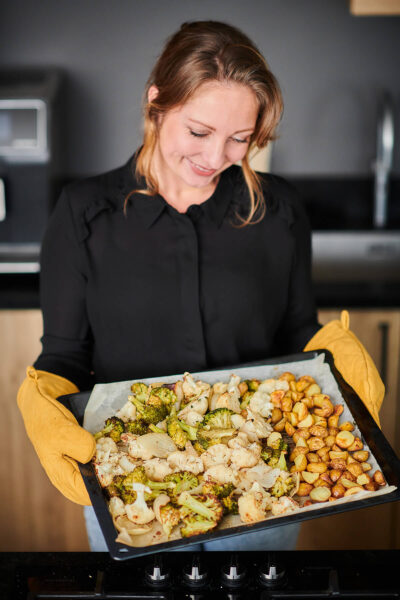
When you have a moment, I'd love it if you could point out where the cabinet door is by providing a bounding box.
[297,309,400,550]
[0,310,90,551]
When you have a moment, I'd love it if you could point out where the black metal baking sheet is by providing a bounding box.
[58,349,400,561]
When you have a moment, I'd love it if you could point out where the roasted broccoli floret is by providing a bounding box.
[240,390,254,409]
[121,467,173,503]
[167,412,188,450]
[94,416,125,442]
[164,471,199,498]
[222,494,239,515]
[197,408,236,449]
[202,481,235,499]
[261,447,288,471]
[148,386,176,409]
[166,410,198,449]
[268,438,288,453]
[130,382,149,402]
[270,474,296,498]
[201,408,235,429]
[124,419,149,435]
[180,515,218,537]
[244,379,260,392]
[131,396,169,425]
[159,503,181,538]
[177,492,223,522]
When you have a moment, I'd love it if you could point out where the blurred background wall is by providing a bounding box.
[1,0,399,177]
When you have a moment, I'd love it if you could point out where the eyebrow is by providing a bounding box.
[187,118,254,134]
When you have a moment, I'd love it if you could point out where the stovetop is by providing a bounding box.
[1,550,399,599]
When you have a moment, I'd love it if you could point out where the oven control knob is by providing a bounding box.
[183,554,208,586]
[221,554,246,587]
[145,555,170,586]
[258,553,286,589]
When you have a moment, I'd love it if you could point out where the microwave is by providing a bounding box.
[0,69,63,273]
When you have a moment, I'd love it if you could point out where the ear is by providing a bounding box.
[147,85,159,104]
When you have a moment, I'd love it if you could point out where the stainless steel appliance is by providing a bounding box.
[0,69,63,273]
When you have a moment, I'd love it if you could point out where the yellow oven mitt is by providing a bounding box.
[17,367,96,505]
[304,310,384,426]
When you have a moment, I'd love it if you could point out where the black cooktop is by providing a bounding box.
[1,550,399,599]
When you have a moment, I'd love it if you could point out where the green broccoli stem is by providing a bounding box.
[178,420,198,440]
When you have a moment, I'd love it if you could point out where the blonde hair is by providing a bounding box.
[129,20,283,226]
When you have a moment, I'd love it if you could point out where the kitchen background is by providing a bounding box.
[0,0,399,552]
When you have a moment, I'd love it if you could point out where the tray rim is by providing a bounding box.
[58,349,400,561]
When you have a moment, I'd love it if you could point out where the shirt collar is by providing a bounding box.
[119,152,235,230]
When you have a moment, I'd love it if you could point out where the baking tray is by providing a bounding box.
[59,350,400,560]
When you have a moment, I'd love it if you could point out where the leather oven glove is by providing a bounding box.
[17,366,96,505]
[304,310,384,426]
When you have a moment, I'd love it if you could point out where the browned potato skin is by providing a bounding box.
[271,407,283,424]
[325,435,336,448]
[274,418,286,432]
[309,425,328,438]
[346,462,364,478]
[364,481,379,492]
[313,477,331,488]
[307,462,328,474]
[361,462,372,472]
[344,486,364,496]
[279,372,296,382]
[238,382,248,396]
[331,482,346,498]
[342,470,356,482]
[292,428,311,443]
[316,447,330,462]
[306,452,319,463]
[353,450,369,462]
[297,483,314,497]
[339,421,355,432]
[328,427,340,437]
[281,396,293,413]
[290,447,309,461]
[319,472,333,486]
[347,437,364,452]
[373,470,386,486]
[285,421,296,437]
[357,473,372,486]
[329,450,349,461]
[335,431,355,449]
[307,437,326,451]
[329,469,342,482]
[310,486,331,502]
[328,415,339,428]
[329,459,347,471]
[302,396,314,409]
[334,405,344,417]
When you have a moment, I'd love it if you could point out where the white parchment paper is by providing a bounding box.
[83,353,396,548]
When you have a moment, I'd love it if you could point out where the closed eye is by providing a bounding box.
[189,129,208,138]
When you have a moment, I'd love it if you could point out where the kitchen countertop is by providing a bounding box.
[1,273,399,310]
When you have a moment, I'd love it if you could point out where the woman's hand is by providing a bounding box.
[17,367,96,505]
[304,310,384,426]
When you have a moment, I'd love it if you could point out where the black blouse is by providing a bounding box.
[34,155,321,390]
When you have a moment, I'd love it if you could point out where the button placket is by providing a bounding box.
[174,213,207,370]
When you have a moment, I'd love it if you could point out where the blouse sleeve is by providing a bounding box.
[273,182,322,354]
[33,187,94,390]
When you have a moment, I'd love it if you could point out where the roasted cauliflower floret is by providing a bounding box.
[125,483,155,524]
[167,450,204,475]
[201,444,232,470]
[238,483,271,523]
[116,398,137,423]
[270,495,299,517]
[143,458,173,482]
[230,442,261,470]
[239,408,272,441]
[203,464,237,486]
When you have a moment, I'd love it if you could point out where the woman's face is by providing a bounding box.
[152,81,259,191]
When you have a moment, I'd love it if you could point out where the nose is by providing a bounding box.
[205,138,226,170]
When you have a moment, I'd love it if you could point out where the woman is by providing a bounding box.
[17,21,384,552]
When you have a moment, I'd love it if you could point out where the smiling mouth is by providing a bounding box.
[187,158,217,176]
